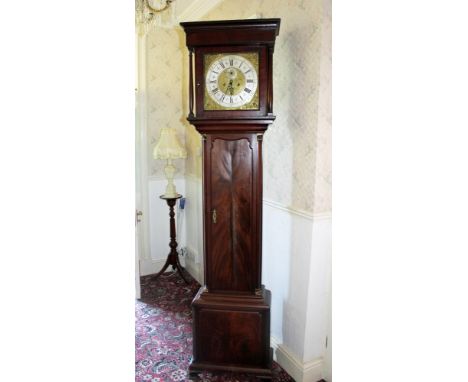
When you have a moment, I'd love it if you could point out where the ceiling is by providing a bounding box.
[175,0,224,23]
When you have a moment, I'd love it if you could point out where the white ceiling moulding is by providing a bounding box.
[176,0,224,22]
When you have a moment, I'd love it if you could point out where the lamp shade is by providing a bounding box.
[153,127,187,160]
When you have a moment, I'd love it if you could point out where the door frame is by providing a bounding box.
[135,30,150,298]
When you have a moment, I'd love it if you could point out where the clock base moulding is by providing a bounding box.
[188,286,273,380]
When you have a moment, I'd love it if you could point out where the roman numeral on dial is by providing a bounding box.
[244,88,251,93]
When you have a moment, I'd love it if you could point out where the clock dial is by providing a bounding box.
[204,53,259,110]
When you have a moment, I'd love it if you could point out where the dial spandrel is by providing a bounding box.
[204,53,259,110]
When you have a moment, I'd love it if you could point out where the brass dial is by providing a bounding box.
[204,52,259,110]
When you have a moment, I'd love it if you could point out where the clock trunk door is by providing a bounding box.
[206,134,259,293]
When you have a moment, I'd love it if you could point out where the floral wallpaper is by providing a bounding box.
[202,0,332,214]
[146,0,331,214]
[146,27,187,177]
[314,0,332,214]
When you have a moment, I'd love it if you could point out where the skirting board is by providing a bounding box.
[271,336,323,382]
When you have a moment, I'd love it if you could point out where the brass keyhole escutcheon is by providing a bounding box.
[212,209,217,224]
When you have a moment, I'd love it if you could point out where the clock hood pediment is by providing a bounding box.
[180,18,280,47]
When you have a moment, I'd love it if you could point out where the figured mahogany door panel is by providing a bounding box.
[208,136,254,292]
[197,309,264,366]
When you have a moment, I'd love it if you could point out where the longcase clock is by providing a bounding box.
[180,19,281,380]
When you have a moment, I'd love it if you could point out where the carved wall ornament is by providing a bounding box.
[135,0,176,35]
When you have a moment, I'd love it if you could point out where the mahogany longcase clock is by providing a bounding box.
[180,19,281,379]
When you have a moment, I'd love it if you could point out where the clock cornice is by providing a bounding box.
[180,18,280,47]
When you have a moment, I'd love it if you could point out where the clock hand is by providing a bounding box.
[226,79,234,95]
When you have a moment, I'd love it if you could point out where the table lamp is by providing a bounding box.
[153,127,187,198]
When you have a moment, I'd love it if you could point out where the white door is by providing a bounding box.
[135,30,149,300]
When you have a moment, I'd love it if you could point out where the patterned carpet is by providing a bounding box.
[135,272,295,382]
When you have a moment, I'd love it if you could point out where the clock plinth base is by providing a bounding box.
[189,286,272,379]
[188,356,273,380]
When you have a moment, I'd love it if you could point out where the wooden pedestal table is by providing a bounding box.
[150,194,188,284]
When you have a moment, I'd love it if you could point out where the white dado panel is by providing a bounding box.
[304,217,332,362]
[184,175,204,284]
[262,200,331,381]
